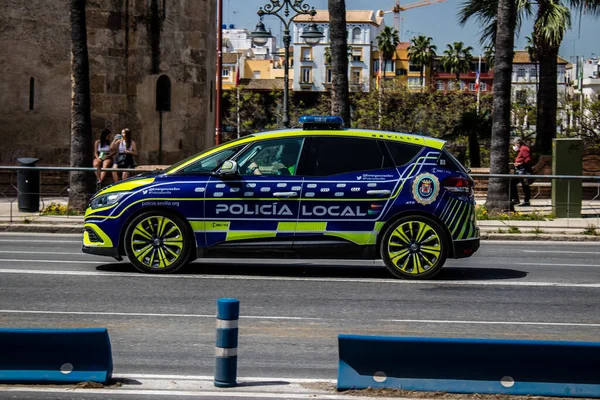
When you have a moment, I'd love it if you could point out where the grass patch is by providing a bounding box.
[496,228,505,234]
[529,227,545,234]
[476,206,550,221]
[507,226,521,234]
[582,224,599,236]
[41,202,82,216]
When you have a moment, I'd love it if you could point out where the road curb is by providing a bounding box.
[481,233,600,241]
[0,224,82,234]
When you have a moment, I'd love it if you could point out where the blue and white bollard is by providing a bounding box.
[214,298,239,388]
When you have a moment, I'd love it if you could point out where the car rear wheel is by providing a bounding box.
[124,211,192,273]
[380,215,448,280]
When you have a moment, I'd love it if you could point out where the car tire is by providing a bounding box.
[124,211,193,274]
[380,215,448,280]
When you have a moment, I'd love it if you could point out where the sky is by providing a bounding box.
[223,0,600,63]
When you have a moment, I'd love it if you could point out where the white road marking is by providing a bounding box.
[0,239,81,243]
[115,374,334,384]
[384,319,600,328]
[521,250,600,255]
[0,309,323,321]
[0,268,599,288]
[515,262,600,268]
[0,259,102,264]
[0,388,380,400]
[0,309,597,328]
[0,251,82,255]
[483,240,600,246]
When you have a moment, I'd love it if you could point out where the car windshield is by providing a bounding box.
[161,136,251,174]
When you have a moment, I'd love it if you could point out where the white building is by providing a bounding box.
[292,10,384,92]
[573,57,600,100]
[511,50,569,104]
[222,26,277,60]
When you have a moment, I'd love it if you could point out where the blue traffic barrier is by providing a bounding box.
[214,298,239,388]
[337,335,600,398]
[0,328,113,384]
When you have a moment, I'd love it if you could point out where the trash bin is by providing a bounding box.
[17,158,40,212]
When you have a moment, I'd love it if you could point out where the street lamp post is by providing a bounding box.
[250,0,323,128]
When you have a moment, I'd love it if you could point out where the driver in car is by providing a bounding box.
[248,142,300,176]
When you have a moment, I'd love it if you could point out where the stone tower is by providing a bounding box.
[0,0,216,166]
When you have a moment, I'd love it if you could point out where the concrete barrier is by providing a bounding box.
[337,335,600,398]
[0,328,113,384]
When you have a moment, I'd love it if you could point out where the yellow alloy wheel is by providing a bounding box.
[381,216,447,279]
[129,215,185,269]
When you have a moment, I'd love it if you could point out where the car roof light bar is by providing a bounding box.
[299,115,344,130]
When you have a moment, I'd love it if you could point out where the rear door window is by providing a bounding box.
[384,141,422,166]
[304,137,393,176]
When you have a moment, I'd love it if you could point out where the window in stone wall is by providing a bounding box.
[29,77,35,111]
[156,75,171,112]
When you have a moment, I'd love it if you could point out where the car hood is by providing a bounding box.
[94,175,156,197]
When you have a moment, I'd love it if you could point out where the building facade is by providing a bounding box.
[432,58,493,94]
[0,0,216,166]
[511,50,568,104]
[292,10,384,92]
[573,57,600,101]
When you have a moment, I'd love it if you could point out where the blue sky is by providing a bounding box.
[224,0,600,62]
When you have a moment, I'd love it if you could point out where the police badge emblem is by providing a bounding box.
[412,173,440,205]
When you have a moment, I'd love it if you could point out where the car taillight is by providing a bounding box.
[442,176,473,195]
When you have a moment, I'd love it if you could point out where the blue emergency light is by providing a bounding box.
[299,115,344,130]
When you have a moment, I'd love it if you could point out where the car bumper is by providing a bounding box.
[452,233,480,259]
[82,245,120,258]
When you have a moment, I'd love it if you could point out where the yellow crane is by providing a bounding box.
[378,0,447,40]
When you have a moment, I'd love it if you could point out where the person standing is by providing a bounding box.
[112,128,138,181]
[510,137,532,207]
[93,128,114,185]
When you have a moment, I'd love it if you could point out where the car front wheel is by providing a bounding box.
[380,215,448,280]
[124,211,193,273]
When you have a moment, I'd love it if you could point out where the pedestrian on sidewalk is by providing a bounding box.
[112,128,138,181]
[93,128,114,186]
[510,137,532,207]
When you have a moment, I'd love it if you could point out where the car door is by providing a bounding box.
[171,145,246,248]
[204,137,306,250]
[295,136,400,247]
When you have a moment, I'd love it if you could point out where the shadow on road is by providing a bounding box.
[96,261,528,281]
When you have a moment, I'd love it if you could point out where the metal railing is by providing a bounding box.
[0,166,148,224]
[470,173,600,232]
[1,166,599,232]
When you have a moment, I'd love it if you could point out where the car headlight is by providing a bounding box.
[90,192,127,210]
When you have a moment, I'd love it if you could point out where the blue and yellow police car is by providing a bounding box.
[83,116,479,279]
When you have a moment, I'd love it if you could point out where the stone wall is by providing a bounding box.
[0,0,215,166]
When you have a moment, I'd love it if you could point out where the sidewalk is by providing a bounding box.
[0,198,599,240]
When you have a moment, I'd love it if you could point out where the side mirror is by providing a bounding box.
[217,160,238,176]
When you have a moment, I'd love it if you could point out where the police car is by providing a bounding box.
[83,116,479,279]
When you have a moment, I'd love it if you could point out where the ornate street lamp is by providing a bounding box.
[250,0,323,128]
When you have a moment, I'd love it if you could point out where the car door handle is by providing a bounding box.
[273,192,298,198]
[366,190,391,196]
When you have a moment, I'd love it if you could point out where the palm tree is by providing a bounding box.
[441,41,474,85]
[524,35,539,93]
[328,0,351,127]
[487,0,517,211]
[407,35,437,92]
[459,0,600,155]
[483,44,495,69]
[69,0,95,211]
[376,26,400,83]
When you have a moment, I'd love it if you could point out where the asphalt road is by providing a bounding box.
[0,233,599,390]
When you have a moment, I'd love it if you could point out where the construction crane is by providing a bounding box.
[378,0,446,40]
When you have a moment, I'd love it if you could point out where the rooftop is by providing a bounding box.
[513,50,569,65]
[294,10,380,25]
